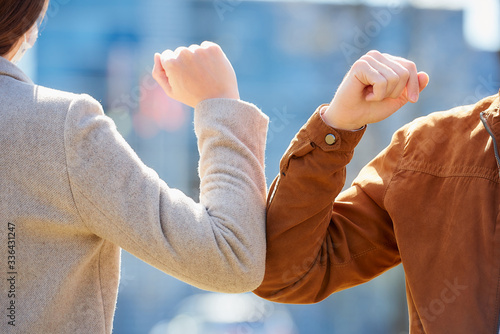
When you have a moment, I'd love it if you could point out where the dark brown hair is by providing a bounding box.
[0,0,47,56]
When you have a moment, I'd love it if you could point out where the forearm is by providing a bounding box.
[190,98,269,290]
[255,106,366,302]
[256,50,426,303]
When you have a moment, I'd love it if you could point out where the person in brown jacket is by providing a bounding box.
[0,1,268,333]
[254,50,500,333]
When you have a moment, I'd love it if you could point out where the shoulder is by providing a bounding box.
[34,86,108,134]
[0,82,106,139]
[400,104,474,150]
[403,94,497,139]
[393,95,498,177]
[34,85,103,114]
[28,86,116,154]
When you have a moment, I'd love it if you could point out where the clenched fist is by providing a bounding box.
[152,41,240,108]
[322,50,430,130]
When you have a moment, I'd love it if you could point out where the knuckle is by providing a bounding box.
[400,67,410,80]
[176,46,190,56]
[382,53,398,62]
[356,57,372,66]
[162,59,179,72]
[389,62,408,78]
[387,72,400,85]
[188,44,199,52]
[162,57,176,67]
[366,50,381,58]
[360,54,372,61]
[373,76,387,88]
[206,44,222,55]
[404,60,417,71]
[352,59,370,72]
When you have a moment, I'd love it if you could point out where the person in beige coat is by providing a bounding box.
[0,0,269,333]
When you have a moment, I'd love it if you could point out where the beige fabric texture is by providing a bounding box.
[0,57,269,333]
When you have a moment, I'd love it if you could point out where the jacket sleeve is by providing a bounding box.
[254,106,403,303]
[63,94,269,293]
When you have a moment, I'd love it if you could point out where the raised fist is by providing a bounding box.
[153,41,240,108]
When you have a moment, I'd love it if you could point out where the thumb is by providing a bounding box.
[152,53,172,95]
[417,72,430,92]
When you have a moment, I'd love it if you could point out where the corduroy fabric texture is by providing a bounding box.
[255,94,500,333]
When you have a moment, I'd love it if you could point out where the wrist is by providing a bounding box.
[193,92,240,108]
[320,106,365,131]
[202,90,240,104]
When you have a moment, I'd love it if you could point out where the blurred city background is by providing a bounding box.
[17,0,500,333]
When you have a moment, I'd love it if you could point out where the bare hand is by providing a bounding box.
[322,50,430,130]
[152,41,240,108]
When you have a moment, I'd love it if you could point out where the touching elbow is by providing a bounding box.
[215,245,266,294]
[223,258,266,293]
[211,215,266,293]
[237,262,265,292]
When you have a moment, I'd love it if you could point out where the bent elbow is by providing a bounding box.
[215,253,266,294]
[209,215,266,293]
[236,263,266,293]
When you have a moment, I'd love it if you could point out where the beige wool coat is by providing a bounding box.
[0,57,268,333]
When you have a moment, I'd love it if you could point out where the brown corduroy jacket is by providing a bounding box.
[254,92,500,333]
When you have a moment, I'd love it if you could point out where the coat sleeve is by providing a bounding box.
[63,94,269,293]
[254,106,404,303]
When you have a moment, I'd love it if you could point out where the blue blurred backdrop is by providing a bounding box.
[18,0,500,333]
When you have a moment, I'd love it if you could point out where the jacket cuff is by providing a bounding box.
[303,105,366,152]
[194,98,269,140]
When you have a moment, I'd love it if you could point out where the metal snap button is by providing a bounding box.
[325,134,336,145]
